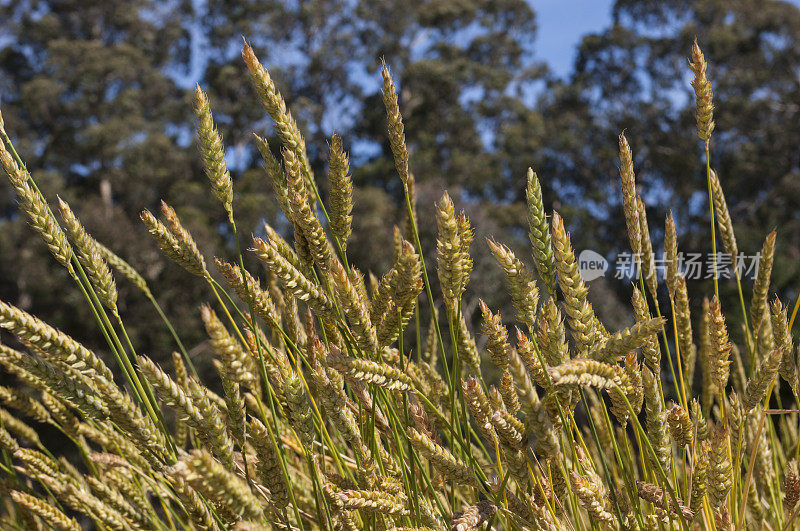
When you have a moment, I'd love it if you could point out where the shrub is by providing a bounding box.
[0,40,795,530]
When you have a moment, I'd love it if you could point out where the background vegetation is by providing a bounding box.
[2,0,799,368]
[0,1,799,529]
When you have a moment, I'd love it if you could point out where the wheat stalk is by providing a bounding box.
[0,38,794,531]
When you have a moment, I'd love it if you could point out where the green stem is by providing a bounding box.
[581,389,627,528]
[615,383,688,528]
[147,293,198,378]
[2,129,174,457]
[113,310,177,457]
[705,141,719,300]
[400,184,457,444]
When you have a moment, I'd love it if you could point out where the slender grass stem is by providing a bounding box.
[2,130,174,455]
[615,384,688,528]
[705,141,719,300]
[147,293,197,378]
[581,389,627,528]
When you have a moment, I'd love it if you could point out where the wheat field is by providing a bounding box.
[0,40,795,530]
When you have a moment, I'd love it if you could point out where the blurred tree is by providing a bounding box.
[202,0,546,193]
[538,0,800,323]
[0,0,549,359]
[200,0,550,326]
[0,0,219,359]
[6,0,800,375]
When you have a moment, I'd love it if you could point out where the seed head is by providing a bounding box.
[451,500,497,531]
[57,198,118,311]
[708,296,732,395]
[380,61,409,184]
[141,202,208,278]
[742,347,782,412]
[0,142,73,268]
[194,85,233,213]
[636,481,694,521]
[708,422,733,507]
[526,168,556,293]
[667,402,693,447]
[751,231,777,328]
[618,133,640,256]
[785,460,800,516]
[689,40,715,141]
[328,134,353,250]
[709,169,738,260]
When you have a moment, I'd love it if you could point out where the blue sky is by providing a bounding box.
[529,0,614,78]
[530,0,800,78]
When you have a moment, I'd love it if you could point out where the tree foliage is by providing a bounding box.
[0,0,546,357]
[3,0,800,356]
[541,0,800,302]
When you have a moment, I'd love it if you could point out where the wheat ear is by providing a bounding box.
[618,133,640,256]
[708,169,738,259]
[525,168,557,293]
[689,39,715,141]
[487,238,538,331]
[140,202,208,278]
[176,449,264,520]
[380,61,409,184]
[57,197,118,311]
[11,490,81,531]
[0,141,73,268]
[194,85,233,214]
[328,133,353,251]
